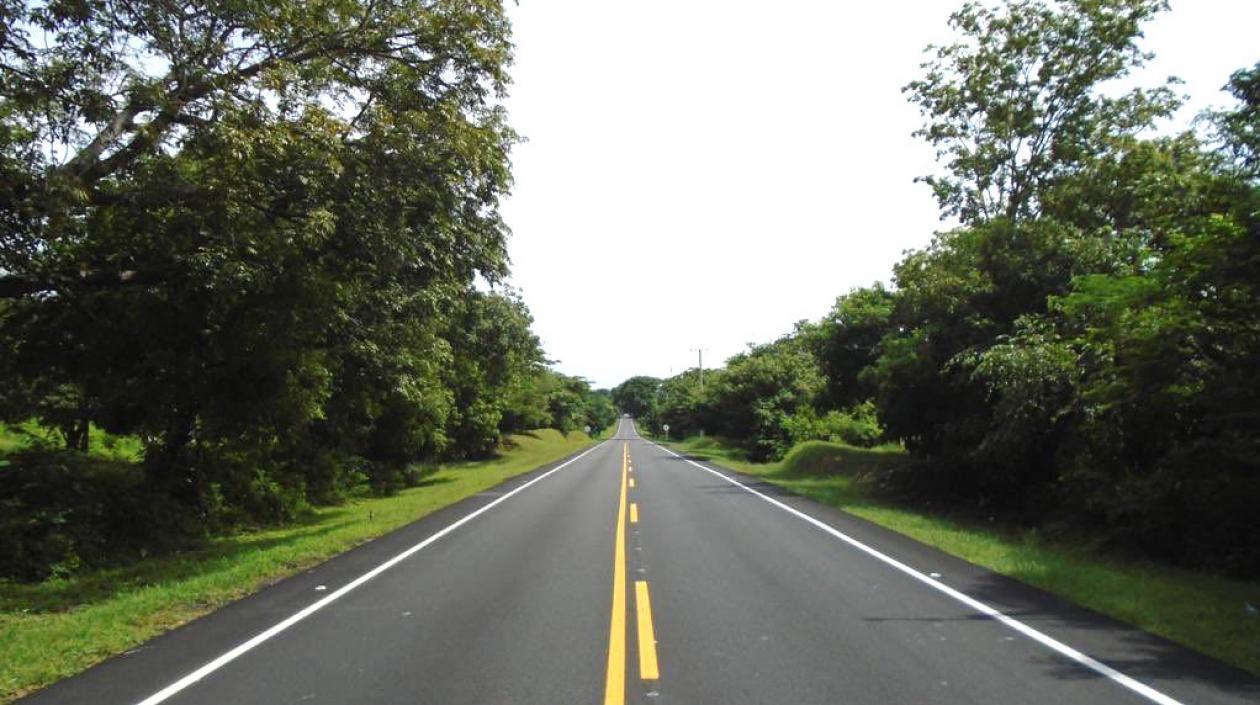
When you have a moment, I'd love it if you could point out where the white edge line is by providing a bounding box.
[645,439,1187,705]
[135,440,608,705]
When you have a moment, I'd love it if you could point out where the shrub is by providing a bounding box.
[785,402,884,448]
[0,450,191,581]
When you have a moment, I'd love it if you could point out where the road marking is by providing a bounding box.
[635,581,660,680]
[648,440,1190,705]
[133,442,609,705]
[603,444,630,705]
[629,477,636,489]
[630,503,639,524]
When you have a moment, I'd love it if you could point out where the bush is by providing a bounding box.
[785,402,884,448]
[0,450,193,581]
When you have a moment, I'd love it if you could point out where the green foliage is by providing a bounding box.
[784,403,884,449]
[875,4,1260,572]
[704,334,822,461]
[0,429,595,702]
[0,450,186,582]
[809,284,895,410]
[870,217,1107,491]
[652,369,709,438]
[582,389,619,434]
[905,0,1179,223]
[669,434,1260,678]
[0,1,614,582]
[776,440,910,478]
[0,0,524,523]
[629,3,1260,576]
[1006,206,1260,568]
[611,376,660,419]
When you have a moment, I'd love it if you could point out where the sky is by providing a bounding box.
[498,0,1260,390]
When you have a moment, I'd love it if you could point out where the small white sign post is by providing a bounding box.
[662,423,670,439]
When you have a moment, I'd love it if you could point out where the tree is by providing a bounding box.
[905,0,1178,224]
[443,290,547,458]
[810,284,896,410]
[611,376,660,419]
[707,335,821,461]
[0,0,518,521]
[1212,63,1260,178]
[653,369,710,438]
[975,89,1260,569]
[581,389,618,434]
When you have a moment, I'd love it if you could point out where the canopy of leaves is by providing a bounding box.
[622,3,1260,575]
[905,0,1179,223]
[0,1,613,580]
[611,376,660,419]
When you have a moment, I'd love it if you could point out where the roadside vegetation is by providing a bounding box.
[0,0,621,585]
[0,1,620,695]
[663,434,1260,676]
[0,429,596,703]
[619,0,1260,581]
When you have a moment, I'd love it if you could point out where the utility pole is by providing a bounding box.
[690,347,708,392]
[690,346,708,438]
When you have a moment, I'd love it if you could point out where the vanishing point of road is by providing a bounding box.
[19,419,1260,705]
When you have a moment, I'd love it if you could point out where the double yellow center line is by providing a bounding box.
[604,443,660,704]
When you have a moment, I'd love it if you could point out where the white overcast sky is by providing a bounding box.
[498,0,1260,390]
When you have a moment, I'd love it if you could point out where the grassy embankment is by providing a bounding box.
[662,434,1260,676]
[0,427,598,703]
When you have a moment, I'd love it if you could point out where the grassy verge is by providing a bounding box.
[664,435,1260,676]
[0,422,142,462]
[0,429,597,703]
[597,421,622,440]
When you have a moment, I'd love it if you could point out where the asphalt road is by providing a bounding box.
[20,419,1260,705]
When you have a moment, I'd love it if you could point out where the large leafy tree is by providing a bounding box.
[581,388,618,434]
[1212,63,1260,178]
[611,376,660,419]
[652,369,710,438]
[905,0,1178,224]
[974,72,1260,569]
[443,289,547,459]
[876,0,1180,499]
[882,0,1260,571]
[0,0,517,518]
[706,335,821,461]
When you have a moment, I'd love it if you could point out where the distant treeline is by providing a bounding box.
[619,0,1260,575]
[0,1,616,581]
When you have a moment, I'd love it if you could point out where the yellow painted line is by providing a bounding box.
[630,503,639,524]
[629,477,636,489]
[603,444,630,705]
[635,581,661,680]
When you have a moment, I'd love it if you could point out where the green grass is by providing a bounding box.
[0,422,143,463]
[0,429,597,703]
[666,435,1260,676]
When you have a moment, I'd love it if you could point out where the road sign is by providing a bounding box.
[662,424,670,432]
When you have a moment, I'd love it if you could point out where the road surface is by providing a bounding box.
[19,419,1260,704]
